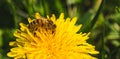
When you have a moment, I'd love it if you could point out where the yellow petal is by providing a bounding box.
[28,17,33,23]
[35,12,41,19]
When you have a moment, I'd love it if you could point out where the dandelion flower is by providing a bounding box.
[7,13,99,59]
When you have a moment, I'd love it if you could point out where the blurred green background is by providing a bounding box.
[0,0,119,59]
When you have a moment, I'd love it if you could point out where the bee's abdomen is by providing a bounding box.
[28,17,56,34]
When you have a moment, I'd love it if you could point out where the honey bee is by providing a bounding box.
[28,17,56,35]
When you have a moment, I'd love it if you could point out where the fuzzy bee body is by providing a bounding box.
[28,17,56,34]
